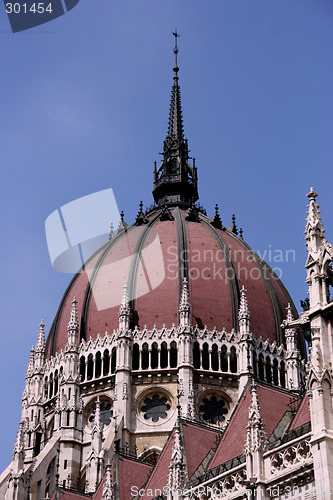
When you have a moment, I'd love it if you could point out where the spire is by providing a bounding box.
[67,297,79,345]
[239,286,250,322]
[135,200,148,226]
[35,320,46,370]
[92,397,103,455]
[305,187,325,251]
[245,382,267,457]
[26,346,35,378]
[153,31,198,208]
[102,462,113,500]
[35,320,45,353]
[12,422,25,460]
[119,282,131,331]
[179,277,191,327]
[167,422,187,497]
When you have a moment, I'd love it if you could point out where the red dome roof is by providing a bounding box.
[46,206,300,358]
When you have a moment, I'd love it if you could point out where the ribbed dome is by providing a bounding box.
[46,206,301,358]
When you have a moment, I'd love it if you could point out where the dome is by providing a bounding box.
[46,47,303,359]
[46,205,299,358]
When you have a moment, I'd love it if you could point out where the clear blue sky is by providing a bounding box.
[0,0,332,471]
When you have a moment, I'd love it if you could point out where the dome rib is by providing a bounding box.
[127,212,163,320]
[200,216,240,331]
[80,224,138,341]
[174,207,189,298]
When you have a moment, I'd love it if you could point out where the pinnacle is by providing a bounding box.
[67,297,79,333]
[35,319,45,352]
[305,187,325,241]
[120,283,129,309]
[102,461,113,500]
[239,286,250,320]
[211,204,223,230]
[286,303,294,324]
[180,277,190,308]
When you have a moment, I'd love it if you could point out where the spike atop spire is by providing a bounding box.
[135,200,148,226]
[12,421,25,459]
[67,297,79,345]
[211,204,223,230]
[35,320,45,353]
[286,303,294,324]
[305,187,325,250]
[153,32,198,208]
[228,214,238,235]
[102,462,114,500]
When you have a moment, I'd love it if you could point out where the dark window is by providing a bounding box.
[170,341,177,368]
[151,343,158,369]
[142,343,149,370]
[80,356,86,382]
[212,344,219,371]
[87,354,94,380]
[230,347,237,373]
[199,396,228,424]
[266,357,272,383]
[280,361,286,388]
[103,350,110,376]
[54,371,58,395]
[258,354,265,381]
[273,359,279,385]
[202,343,209,370]
[95,352,101,378]
[34,432,42,457]
[160,342,168,368]
[111,348,116,373]
[221,345,228,372]
[132,343,139,370]
[193,341,200,369]
[141,395,171,423]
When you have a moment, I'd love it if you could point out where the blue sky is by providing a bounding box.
[0,0,332,471]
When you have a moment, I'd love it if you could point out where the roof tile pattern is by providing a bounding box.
[209,384,293,471]
[289,395,311,431]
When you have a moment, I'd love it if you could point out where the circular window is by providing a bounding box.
[83,396,113,432]
[198,395,228,424]
[141,395,171,423]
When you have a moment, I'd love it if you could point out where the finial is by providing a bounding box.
[67,297,79,346]
[240,228,243,239]
[109,222,114,241]
[228,214,238,235]
[173,28,180,77]
[36,320,45,352]
[120,211,124,222]
[211,203,223,230]
[306,186,318,201]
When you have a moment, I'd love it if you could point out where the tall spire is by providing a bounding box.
[102,462,113,500]
[305,187,325,251]
[153,30,198,208]
[67,296,79,345]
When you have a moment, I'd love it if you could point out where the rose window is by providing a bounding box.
[141,395,171,423]
[88,402,113,427]
[199,396,228,424]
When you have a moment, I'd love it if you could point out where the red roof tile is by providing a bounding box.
[58,492,89,500]
[289,395,311,431]
[118,457,152,500]
[209,384,292,470]
[182,422,219,478]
